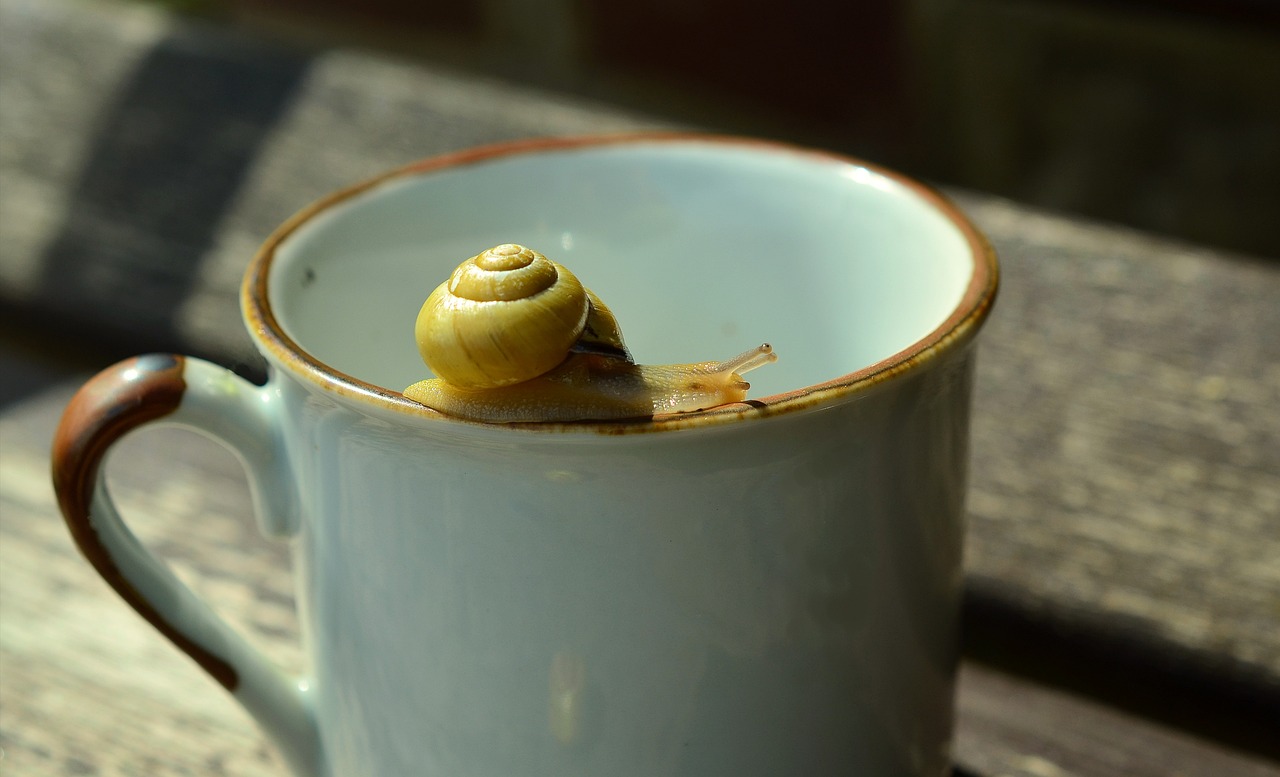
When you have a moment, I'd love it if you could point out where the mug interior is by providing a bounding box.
[266,139,981,401]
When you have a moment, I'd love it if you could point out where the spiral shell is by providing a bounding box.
[414,244,590,389]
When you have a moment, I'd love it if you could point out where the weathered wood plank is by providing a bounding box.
[0,380,294,774]
[954,663,1280,777]
[957,199,1280,713]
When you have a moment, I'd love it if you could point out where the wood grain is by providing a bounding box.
[959,198,1280,693]
[1,384,294,775]
[954,663,1280,777]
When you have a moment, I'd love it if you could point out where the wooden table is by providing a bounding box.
[2,0,1277,774]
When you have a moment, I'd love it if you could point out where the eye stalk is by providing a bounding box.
[403,244,777,423]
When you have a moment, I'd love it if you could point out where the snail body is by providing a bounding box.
[403,244,776,423]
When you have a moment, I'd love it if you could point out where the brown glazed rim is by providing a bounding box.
[243,133,999,434]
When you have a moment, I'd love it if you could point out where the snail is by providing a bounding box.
[402,243,777,422]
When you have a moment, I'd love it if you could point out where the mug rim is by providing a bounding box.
[243,133,999,434]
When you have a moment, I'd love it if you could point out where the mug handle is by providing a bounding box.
[51,354,321,776]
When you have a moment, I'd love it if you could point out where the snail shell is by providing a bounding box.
[415,243,594,389]
[405,244,776,422]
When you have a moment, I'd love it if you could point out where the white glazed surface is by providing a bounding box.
[246,138,984,775]
[273,356,972,776]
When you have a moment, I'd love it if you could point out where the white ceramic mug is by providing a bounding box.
[52,135,998,776]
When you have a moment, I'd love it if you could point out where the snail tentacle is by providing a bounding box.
[711,344,776,377]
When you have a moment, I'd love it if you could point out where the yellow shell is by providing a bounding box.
[414,244,590,389]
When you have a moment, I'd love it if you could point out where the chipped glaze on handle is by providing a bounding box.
[51,354,322,776]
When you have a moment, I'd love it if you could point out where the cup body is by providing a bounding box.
[244,135,996,775]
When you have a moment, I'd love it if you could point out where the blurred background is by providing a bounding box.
[141,0,1279,257]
